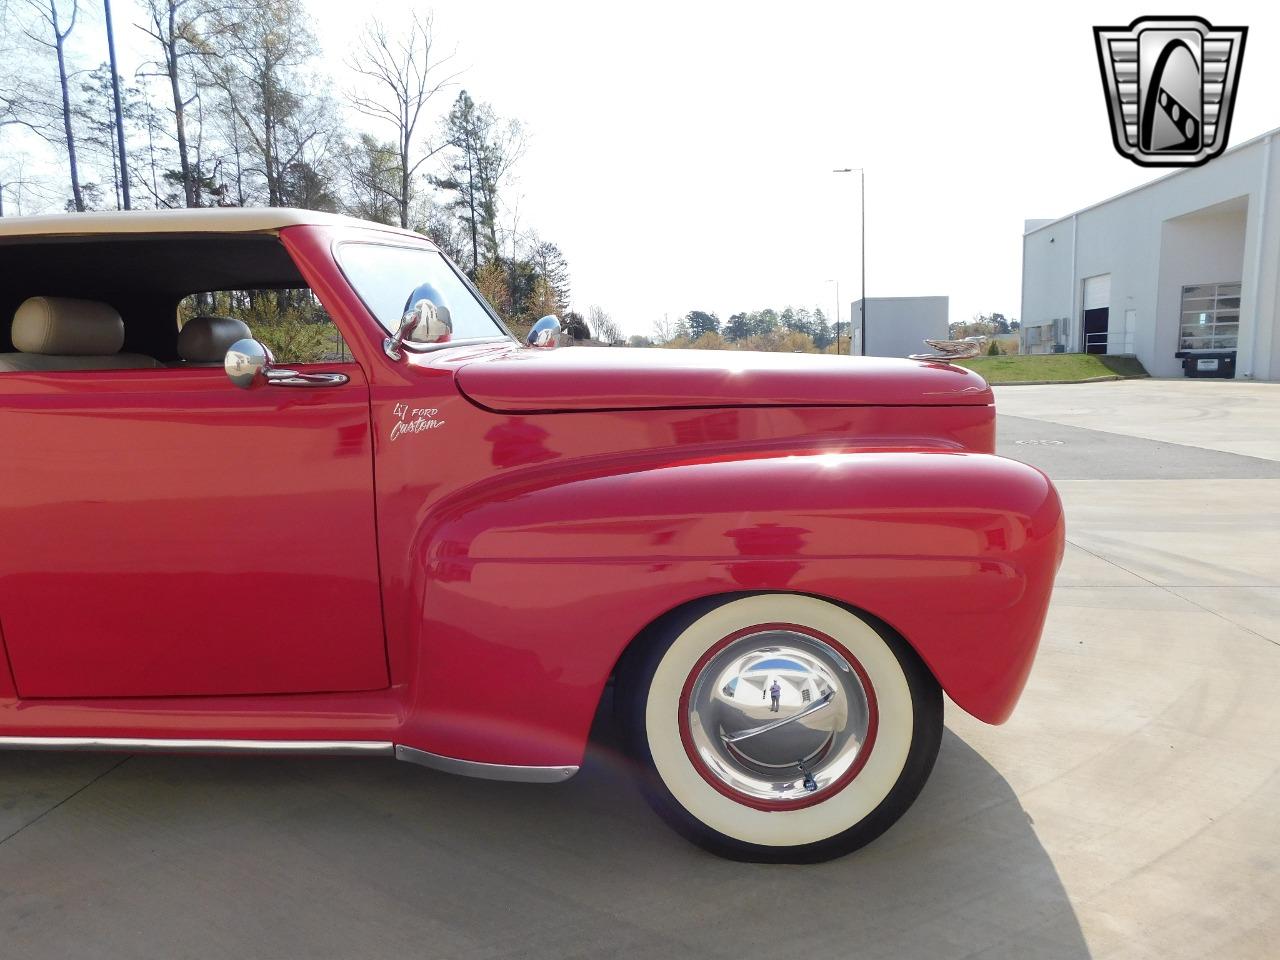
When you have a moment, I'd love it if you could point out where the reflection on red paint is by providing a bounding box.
[0,223,1062,772]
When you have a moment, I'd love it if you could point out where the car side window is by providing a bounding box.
[177,289,350,365]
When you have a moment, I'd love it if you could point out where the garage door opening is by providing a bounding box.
[1081,274,1110,354]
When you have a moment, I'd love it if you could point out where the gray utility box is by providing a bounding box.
[850,296,949,358]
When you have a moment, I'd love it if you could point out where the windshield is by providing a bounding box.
[337,241,508,344]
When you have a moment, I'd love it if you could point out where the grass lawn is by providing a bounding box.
[954,353,1149,384]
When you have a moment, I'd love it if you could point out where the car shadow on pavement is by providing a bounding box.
[0,723,1090,960]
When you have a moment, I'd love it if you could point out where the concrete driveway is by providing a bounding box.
[2,379,1278,959]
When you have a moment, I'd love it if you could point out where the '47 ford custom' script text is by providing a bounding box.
[390,402,446,442]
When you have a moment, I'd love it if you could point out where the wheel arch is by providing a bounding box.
[609,589,934,705]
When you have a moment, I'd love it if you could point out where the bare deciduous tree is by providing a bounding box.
[346,11,457,229]
[653,314,679,344]
[21,0,84,210]
[102,0,129,207]
[588,305,621,345]
[0,155,56,216]
[201,0,335,207]
[137,0,215,207]
[0,3,24,131]
[342,133,401,224]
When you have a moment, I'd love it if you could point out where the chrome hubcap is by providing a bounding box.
[684,629,874,805]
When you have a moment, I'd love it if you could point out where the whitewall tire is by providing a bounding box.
[618,594,942,863]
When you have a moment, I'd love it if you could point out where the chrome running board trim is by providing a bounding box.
[0,737,577,782]
[395,745,578,783]
[0,736,395,756]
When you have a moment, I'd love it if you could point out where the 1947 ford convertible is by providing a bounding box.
[0,209,1063,862]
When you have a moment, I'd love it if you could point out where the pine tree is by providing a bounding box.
[435,90,522,273]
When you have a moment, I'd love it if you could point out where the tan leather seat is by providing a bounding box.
[176,315,252,365]
[0,297,162,372]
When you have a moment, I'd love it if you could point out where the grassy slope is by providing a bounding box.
[954,353,1149,384]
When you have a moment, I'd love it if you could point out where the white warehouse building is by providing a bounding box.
[1021,126,1280,379]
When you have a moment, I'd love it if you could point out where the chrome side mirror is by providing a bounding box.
[527,314,562,348]
[385,297,452,360]
[225,338,274,389]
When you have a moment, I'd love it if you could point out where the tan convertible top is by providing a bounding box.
[0,207,428,240]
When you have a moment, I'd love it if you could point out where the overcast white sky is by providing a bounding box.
[7,1,1280,336]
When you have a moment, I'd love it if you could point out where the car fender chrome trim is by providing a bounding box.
[395,745,578,783]
[0,736,395,756]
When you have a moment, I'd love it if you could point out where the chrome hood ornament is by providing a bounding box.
[910,336,986,362]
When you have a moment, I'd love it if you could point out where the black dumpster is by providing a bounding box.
[1179,351,1236,378]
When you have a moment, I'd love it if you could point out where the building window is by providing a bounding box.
[1179,282,1240,352]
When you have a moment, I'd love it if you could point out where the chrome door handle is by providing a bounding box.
[265,370,350,388]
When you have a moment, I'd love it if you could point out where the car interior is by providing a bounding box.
[0,233,337,372]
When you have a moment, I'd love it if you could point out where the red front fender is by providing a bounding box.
[395,450,1065,767]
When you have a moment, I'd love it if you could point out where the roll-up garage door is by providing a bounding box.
[1082,274,1111,310]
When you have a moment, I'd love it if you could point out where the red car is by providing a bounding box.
[0,210,1063,862]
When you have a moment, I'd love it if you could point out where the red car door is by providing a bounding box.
[0,364,388,698]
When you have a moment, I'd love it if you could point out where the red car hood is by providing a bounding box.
[454,347,992,412]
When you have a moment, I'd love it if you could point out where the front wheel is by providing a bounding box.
[618,594,942,863]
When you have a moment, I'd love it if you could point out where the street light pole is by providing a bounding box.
[833,167,866,355]
[860,169,866,355]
